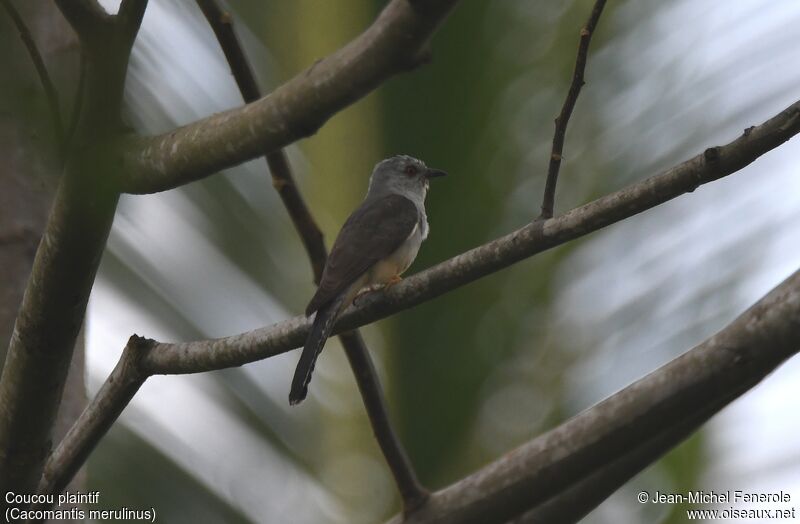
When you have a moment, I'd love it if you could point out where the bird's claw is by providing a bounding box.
[352,276,402,307]
[353,286,376,306]
[384,275,403,290]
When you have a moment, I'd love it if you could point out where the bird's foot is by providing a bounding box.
[353,286,378,306]
[383,275,403,290]
[353,276,402,306]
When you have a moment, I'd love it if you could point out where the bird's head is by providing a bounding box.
[367,155,447,202]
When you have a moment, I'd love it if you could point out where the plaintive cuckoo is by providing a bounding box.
[289,155,446,405]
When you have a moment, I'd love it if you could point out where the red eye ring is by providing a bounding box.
[404,165,417,176]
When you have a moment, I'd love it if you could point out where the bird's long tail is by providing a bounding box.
[289,293,348,405]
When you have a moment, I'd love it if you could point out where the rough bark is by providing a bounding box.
[118,0,460,194]
[0,0,86,506]
[388,268,800,523]
[0,0,146,497]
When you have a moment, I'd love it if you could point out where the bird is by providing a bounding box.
[289,155,447,405]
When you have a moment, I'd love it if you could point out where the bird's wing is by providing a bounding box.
[306,194,419,315]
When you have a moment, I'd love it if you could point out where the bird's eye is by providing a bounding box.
[404,165,418,176]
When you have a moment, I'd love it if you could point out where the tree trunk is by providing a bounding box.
[0,0,86,507]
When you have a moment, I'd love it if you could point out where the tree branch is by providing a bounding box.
[266,151,329,281]
[194,0,327,279]
[141,99,800,373]
[53,0,112,42]
[341,331,429,511]
[0,0,148,498]
[117,0,460,194]
[0,154,120,496]
[539,0,607,219]
[1,0,65,148]
[510,394,732,523]
[37,336,150,498]
[116,0,148,45]
[389,267,800,524]
[40,99,800,494]
[194,0,258,98]
[65,51,87,148]
[195,0,428,509]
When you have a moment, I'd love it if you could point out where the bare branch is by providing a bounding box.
[195,0,259,99]
[54,0,147,66]
[0,157,120,495]
[40,99,800,494]
[1,0,65,147]
[267,151,328,281]
[53,0,112,41]
[196,0,428,508]
[341,331,429,512]
[65,51,87,148]
[389,268,800,524]
[194,0,328,279]
[0,0,147,496]
[539,0,607,219]
[117,0,147,26]
[138,99,800,374]
[37,336,150,497]
[510,397,728,523]
[116,0,148,45]
[117,0,460,194]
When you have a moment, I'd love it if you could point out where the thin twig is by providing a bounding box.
[1,0,65,148]
[39,99,800,497]
[195,0,259,99]
[194,0,327,281]
[266,151,328,281]
[116,0,149,45]
[539,0,607,219]
[196,0,429,509]
[341,331,429,512]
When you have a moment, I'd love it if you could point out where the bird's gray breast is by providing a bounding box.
[418,207,429,240]
[395,218,424,273]
[366,208,426,286]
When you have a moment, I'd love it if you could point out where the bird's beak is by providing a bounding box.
[424,168,447,179]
